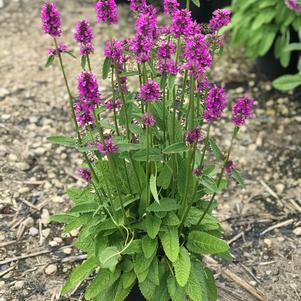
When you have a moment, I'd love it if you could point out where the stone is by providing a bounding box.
[63,247,72,254]
[29,227,39,236]
[0,87,9,98]
[34,147,46,156]
[18,187,30,194]
[8,154,18,162]
[293,227,301,236]
[263,238,272,248]
[14,280,24,290]
[15,162,30,171]
[53,196,64,203]
[48,240,58,247]
[44,264,57,275]
[24,217,34,227]
[42,228,51,239]
[41,209,49,226]
[54,237,63,243]
[275,183,285,195]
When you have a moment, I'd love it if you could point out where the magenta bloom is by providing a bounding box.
[232,96,254,126]
[105,98,122,110]
[192,167,202,176]
[139,80,161,102]
[136,10,158,39]
[204,85,227,122]
[95,0,118,25]
[41,3,62,37]
[170,9,193,38]
[285,0,301,12]
[75,99,95,128]
[129,0,146,12]
[209,9,231,31]
[48,43,68,56]
[80,43,95,56]
[141,112,156,128]
[163,0,179,16]
[104,39,124,60]
[225,161,234,174]
[97,136,118,156]
[79,168,92,182]
[130,34,153,63]
[158,59,179,75]
[185,127,201,144]
[77,71,101,105]
[74,20,94,45]
[157,41,176,60]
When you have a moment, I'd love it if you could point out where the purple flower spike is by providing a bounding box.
[185,127,201,145]
[80,43,95,56]
[141,112,156,128]
[232,96,254,126]
[139,80,161,102]
[225,161,234,174]
[79,168,92,182]
[163,0,180,16]
[129,0,146,12]
[77,71,101,105]
[158,41,176,60]
[41,2,62,37]
[97,136,118,156]
[170,9,193,38]
[95,0,118,25]
[74,19,94,45]
[209,9,231,32]
[285,0,301,12]
[48,43,68,56]
[105,98,122,110]
[158,59,179,76]
[75,98,95,128]
[104,39,124,60]
[204,84,227,122]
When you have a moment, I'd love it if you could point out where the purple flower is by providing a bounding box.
[170,9,193,38]
[196,75,210,93]
[141,112,156,128]
[48,43,68,56]
[225,160,234,174]
[157,41,176,60]
[104,39,124,60]
[130,34,153,63]
[139,80,161,102]
[79,168,92,182]
[95,0,118,25]
[75,98,95,128]
[136,10,158,39]
[97,136,118,156]
[74,19,94,45]
[164,0,179,16]
[80,43,95,56]
[185,127,201,144]
[285,0,301,12]
[41,3,62,37]
[232,96,254,126]
[105,98,122,110]
[128,0,146,12]
[158,59,179,75]
[77,71,101,105]
[204,85,227,122]
[192,167,202,176]
[209,9,231,31]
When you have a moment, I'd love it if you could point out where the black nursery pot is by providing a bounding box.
[257,29,300,80]
[126,284,146,301]
[180,0,231,23]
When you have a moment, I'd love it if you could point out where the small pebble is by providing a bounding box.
[53,196,64,203]
[42,228,51,239]
[14,280,24,290]
[41,209,49,226]
[24,217,34,227]
[44,264,57,275]
[29,227,39,236]
[8,154,18,162]
[63,247,72,255]
[18,187,30,194]
[293,227,301,236]
[263,238,272,248]
[275,183,285,195]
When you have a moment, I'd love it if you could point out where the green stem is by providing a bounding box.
[111,65,120,135]
[87,54,92,71]
[178,70,188,121]
[162,83,166,148]
[186,0,190,10]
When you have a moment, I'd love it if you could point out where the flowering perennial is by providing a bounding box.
[77,71,101,105]
[95,0,118,25]
[285,0,301,12]
[232,96,254,126]
[41,3,61,37]
[209,9,231,31]
[97,136,118,156]
[139,80,161,101]
[74,19,94,45]
[163,0,180,16]
[185,127,201,144]
[78,168,92,182]
[48,43,68,56]
[141,112,156,128]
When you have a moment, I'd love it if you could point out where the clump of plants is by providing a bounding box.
[229,0,301,80]
[42,1,253,300]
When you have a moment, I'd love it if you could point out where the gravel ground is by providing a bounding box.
[0,1,300,301]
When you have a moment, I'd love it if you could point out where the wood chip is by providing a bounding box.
[260,218,294,236]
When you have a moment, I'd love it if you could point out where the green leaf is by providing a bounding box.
[122,239,142,255]
[68,203,98,214]
[272,74,301,91]
[163,143,188,154]
[258,26,276,56]
[119,70,140,77]
[103,57,112,80]
[113,276,135,301]
[285,43,301,52]
[99,246,121,270]
[47,135,76,147]
[122,271,136,289]
[133,148,162,162]
[66,51,77,59]
[150,174,159,203]
[160,227,179,262]
[167,276,186,301]
[142,236,158,259]
[157,164,172,189]
[173,247,191,287]
[61,257,97,295]
[85,268,121,300]
[148,257,160,286]
[192,0,200,7]
[117,143,142,152]
[134,253,155,279]
[251,9,275,30]
[163,212,180,226]
[231,169,246,187]
[45,55,55,67]
[147,198,180,212]
[209,139,223,161]
[49,214,76,224]
[204,268,217,301]
[144,214,161,239]
[187,231,229,255]
[81,55,87,70]
[200,176,218,194]
[139,277,157,300]
[168,75,176,91]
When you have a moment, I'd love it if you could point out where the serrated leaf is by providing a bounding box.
[160,227,179,262]
[61,257,97,295]
[99,246,121,269]
[147,198,179,212]
[147,257,160,286]
[142,236,158,259]
[68,203,98,214]
[200,175,218,193]
[49,214,76,224]
[144,214,161,239]
[163,143,188,154]
[173,247,191,287]
[150,174,159,203]
[122,271,136,289]
[167,276,186,301]
[139,278,157,300]
[209,139,223,161]
[45,55,55,67]
[163,212,180,226]
[113,276,135,301]
[103,57,112,80]
[204,268,217,301]
[85,268,121,300]
[122,239,142,255]
[47,135,76,147]
[187,231,229,255]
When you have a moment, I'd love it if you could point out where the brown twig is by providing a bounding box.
[260,218,294,236]
[0,250,50,266]
[0,240,16,248]
[0,265,16,278]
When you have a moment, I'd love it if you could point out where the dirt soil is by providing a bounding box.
[0,1,300,301]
